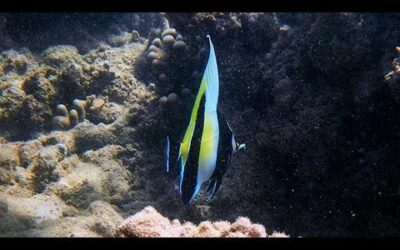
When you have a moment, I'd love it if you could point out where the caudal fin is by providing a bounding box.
[204,177,222,201]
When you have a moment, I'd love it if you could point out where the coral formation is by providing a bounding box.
[138,15,200,107]
[0,27,160,236]
[52,96,95,130]
[385,46,400,103]
[0,35,151,139]
[117,206,286,237]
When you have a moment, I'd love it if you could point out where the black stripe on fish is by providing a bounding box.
[181,93,206,204]
[205,113,235,200]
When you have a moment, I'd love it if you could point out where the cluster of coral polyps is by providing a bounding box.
[116,206,288,238]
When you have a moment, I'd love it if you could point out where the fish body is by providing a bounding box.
[178,35,219,204]
[204,116,245,200]
[165,35,245,204]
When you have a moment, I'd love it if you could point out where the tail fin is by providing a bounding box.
[204,178,217,201]
[204,178,222,201]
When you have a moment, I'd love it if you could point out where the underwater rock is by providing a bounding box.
[0,49,50,136]
[0,192,78,236]
[50,159,108,209]
[167,92,178,103]
[89,97,106,112]
[0,20,164,237]
[1,37,149,140]
[31,144,64,192]
[307,14,373,77]
[385,46,400,104]
[159,96,168,105]
[1,199,123,237]
[89,200,124,237]
[180,88,191,97]
[116,206,284,237]
[41,45,81,67]
[89,101,124,125]
[108,32,133,47]
[131,30,141,42]
[158,73,167,82]
[19,139,44,169]
[0,143,21,186]
[172,40,186,51]
[2,51,29,74]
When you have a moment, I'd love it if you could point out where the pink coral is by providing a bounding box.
[116,206,288,238]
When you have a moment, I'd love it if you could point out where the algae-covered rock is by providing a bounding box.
[108,32,133,47]
[0,144,20,185]
[19,139,44,168]
[0,192,78,236]
[0,16,159,237]
[89,201,124,236]
[31,145,64,192]
[16,200,123,237]
[51,160,107,209]
[41,45,81,67]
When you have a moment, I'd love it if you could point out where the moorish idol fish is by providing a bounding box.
[165,35,245,204]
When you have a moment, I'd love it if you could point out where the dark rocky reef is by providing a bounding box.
[144,13,400,237]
